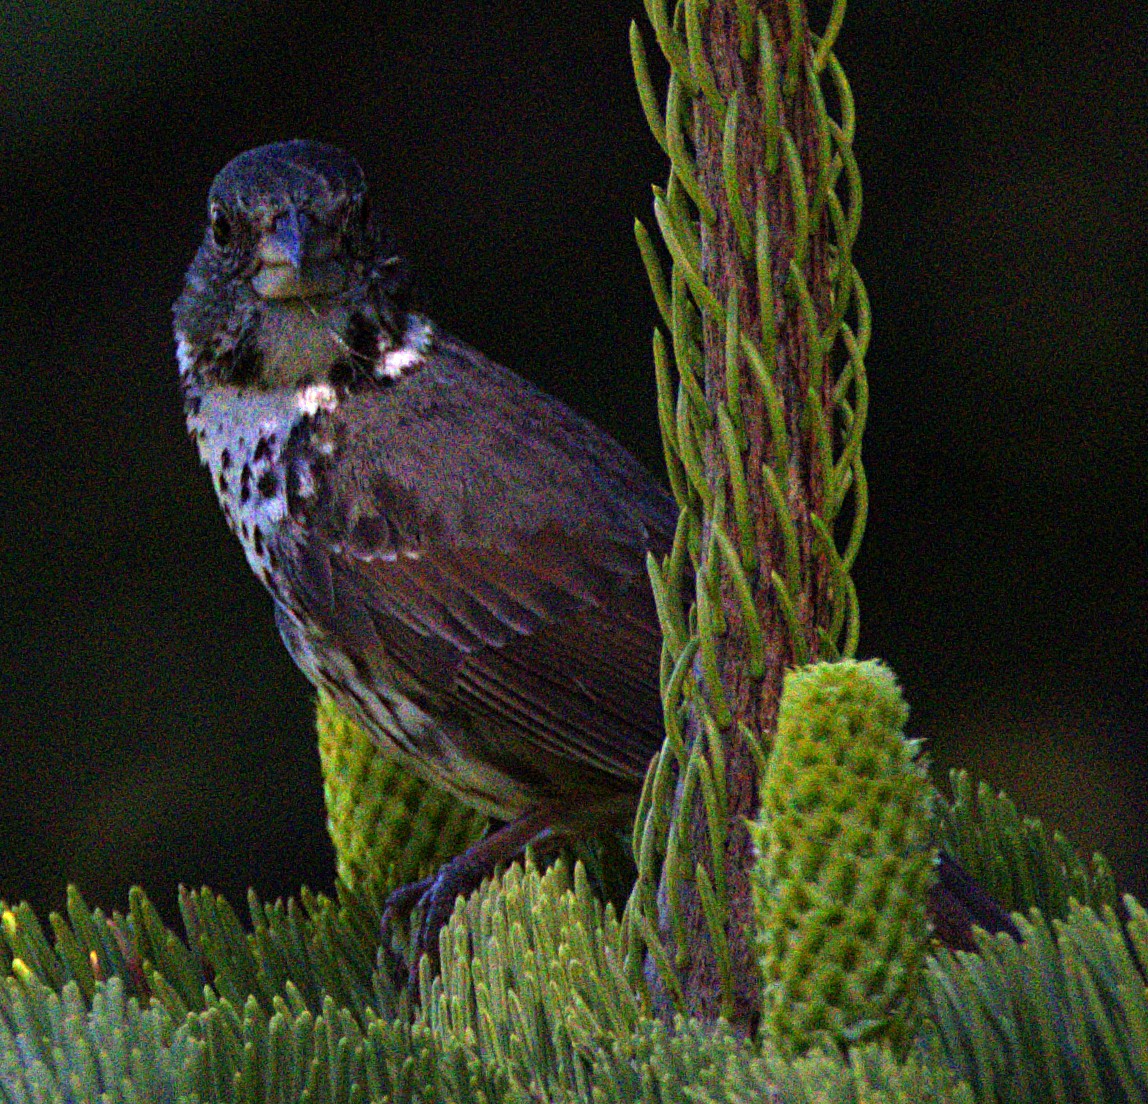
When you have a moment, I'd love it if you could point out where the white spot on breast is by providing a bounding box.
[175,332,197,378]
[296,381,338,416]
[293,464,316,500]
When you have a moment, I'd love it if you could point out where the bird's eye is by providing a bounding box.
[210,207,232,249]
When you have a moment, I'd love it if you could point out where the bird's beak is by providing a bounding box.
[252,205,345,300]
[260,206,307,271]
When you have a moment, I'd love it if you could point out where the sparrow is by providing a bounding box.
[173,140,675,964]
[174,140,1018,975]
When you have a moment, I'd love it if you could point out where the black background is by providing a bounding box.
[1,0,1145,923]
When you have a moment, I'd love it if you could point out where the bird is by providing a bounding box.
[173,140,677,965]
[174,139,1017,975]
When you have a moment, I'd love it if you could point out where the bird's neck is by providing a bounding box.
[175,287,433,399]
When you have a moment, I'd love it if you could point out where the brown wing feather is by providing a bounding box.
[277,506,671,794]
[276,330,678,798]
[454,596,664,780]
[323,521,667,789]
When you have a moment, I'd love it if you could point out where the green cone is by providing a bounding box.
[751,660,935,1057]
[316,692,487,893]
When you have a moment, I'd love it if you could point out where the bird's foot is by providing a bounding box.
[378,853,487,988]
[378,812,555,989]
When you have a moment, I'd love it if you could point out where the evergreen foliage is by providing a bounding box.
[0,858,972,1103]
[3,680,1144,1102]
[934,768,1121,920]
[926,900,1148,1103]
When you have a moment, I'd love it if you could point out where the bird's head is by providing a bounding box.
[175,140,411,388]
[205,140,370,300]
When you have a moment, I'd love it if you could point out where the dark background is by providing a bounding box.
[1,0,1145,922]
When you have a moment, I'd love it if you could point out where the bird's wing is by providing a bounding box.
[274,339,678,790]
[278,497,667,789]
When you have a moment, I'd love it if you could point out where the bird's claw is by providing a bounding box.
[378,858,481,989]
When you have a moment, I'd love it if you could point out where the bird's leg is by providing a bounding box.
[379,809,559,987]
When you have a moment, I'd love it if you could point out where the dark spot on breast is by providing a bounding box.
[240,463,252,504]
[268,546,280,571]
[226,342,261,386]
[257,471,278,498]
[185,394,202,416]
[240,521,249,540]
[329,360,355,386]
[282,419,328,521]
[286,470,304,516]
[217,472,228,494]
[313,312,386,392]
[260,568,281,598]
[253,435,276,462]
[253,525,264,556]
[348,310,381,360]
[221,448,231,471]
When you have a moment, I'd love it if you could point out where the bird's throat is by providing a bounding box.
[252,259,347,300]
[254,296,357,388]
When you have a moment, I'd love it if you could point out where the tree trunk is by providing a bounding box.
[651,0,835,1030]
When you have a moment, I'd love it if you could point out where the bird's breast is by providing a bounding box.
[185,382,307,592]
